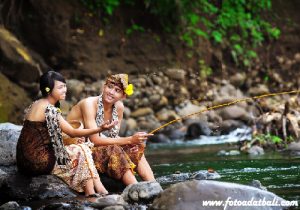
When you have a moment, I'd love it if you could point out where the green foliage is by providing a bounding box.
[80,0,280,67]
[254,133,283,144]
[80,0,120,15]
[126,23,145,35]
[199,59,212,79]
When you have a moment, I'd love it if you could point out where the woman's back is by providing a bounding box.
[25,99,48,122]
[17,100,56,176]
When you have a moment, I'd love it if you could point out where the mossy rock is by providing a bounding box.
[0,73,31,124]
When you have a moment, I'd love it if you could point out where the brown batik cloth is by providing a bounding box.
[92,95,145,180]
[17,103,100,192]
[92,143,145,180]
[16,120,56,176]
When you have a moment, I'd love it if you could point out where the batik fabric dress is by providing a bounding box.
[92,95,145,180]
[17,103,99,192]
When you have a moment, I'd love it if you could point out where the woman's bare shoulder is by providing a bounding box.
[30,99,48,111]
[26,99,48,121]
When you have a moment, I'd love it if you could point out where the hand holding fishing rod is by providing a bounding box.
[130,132,154,144]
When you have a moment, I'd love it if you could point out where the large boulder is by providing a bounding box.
[151,180,289,210]
[0,172,76,201]
[0,26,47,94]
[0,74,31,124]
[0,123,22,165]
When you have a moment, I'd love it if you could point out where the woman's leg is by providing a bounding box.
[137,155,155,181]
[93,177,108,195]
[84,179,96,196]
[122,169,138,185]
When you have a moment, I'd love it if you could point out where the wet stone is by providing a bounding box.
[122,181,163,203]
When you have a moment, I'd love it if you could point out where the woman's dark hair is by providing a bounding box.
[39,70,66,108]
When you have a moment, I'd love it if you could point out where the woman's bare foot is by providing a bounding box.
[84,179,96,197]
[94,177,109,195]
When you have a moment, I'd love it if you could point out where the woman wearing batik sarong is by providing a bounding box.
[67,74,155,185]
[16,71,116,197]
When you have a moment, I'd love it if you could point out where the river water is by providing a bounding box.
[146,128,300,202]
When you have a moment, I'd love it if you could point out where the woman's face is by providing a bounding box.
[50,80,67,101]
[103,82,125,104]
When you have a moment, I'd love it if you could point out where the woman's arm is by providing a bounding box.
[59,115,115,138]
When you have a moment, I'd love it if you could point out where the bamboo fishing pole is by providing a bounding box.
[149,90,300,134]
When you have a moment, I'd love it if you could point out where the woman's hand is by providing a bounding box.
[100,120,118,131]
[77,137,86,144]
[130,132,153,144]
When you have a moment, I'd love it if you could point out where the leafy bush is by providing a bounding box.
[80,0,280,67]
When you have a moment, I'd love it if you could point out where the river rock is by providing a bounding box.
[0,168,72,204]
[286,141,300,154]
[91,194,127,209]
[217,82,244,98]
[249,180,267,191]
[219,119,245,134]
[217,150,241,156]
[123,107,131,119]
[190,170,221,180]
[286,142,300,156]
[1,173,76,201]
[218,105,250,122]
[122,181,163,203]
[0,169,6,188]
[103,206,125,210]
[167,128,186,140]
[248,84,270,96]
[150,180,289,210]
[248,145,265,156]
[151,75,163,85]
[158,96,168,107]
[0,201,23,210]
[131,108,154,118]
[65,79,85,100]
[156,173,190,184]
[207,110,222,124]
[149,94,161,105]
[60,100,73,115]
[155,109,179,122]
[0,123,22,166]
[185,121,212,140]
[126,118,137,131]
[230,72,246,87]
[165,69,186,81]
[177,102,205,119]
[137,117,160,131]
[148,133,171,144]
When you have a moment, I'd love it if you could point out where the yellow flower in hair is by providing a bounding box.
[45,87,50,93]
[124,84,134,96]
[57,108,62,113]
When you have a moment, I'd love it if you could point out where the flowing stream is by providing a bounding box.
[146,128,300,202]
